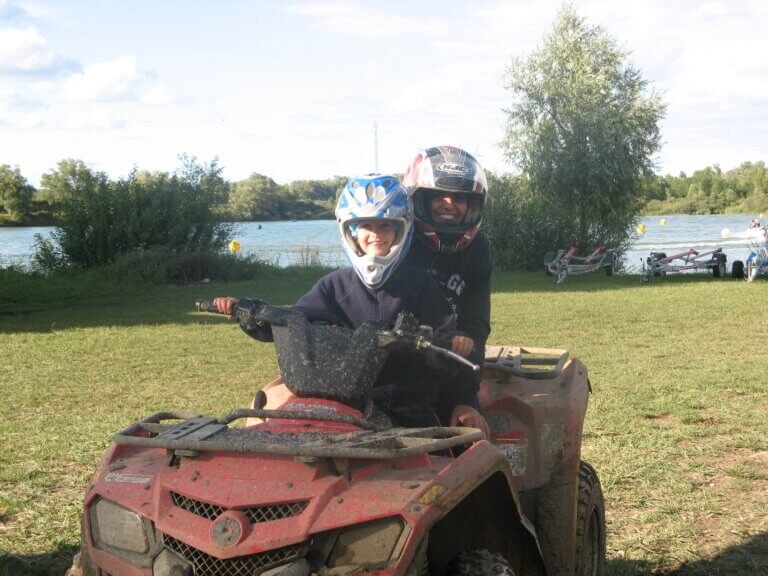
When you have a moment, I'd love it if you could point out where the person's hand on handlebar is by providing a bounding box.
[450,405,490,440]
[213,297,239,319]
[451,335,475,358]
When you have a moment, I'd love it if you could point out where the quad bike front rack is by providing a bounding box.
[113,410,482,460]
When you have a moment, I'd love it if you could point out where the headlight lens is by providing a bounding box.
[327,517,405,567]
[89,498,149,554]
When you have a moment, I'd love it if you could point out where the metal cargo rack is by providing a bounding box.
[113,410,482,460]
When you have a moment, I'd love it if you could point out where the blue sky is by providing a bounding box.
[1,1,766,187]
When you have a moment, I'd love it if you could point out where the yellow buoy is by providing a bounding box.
[228,240,241,253]
[636,224,646,234]
[660,218,667,225]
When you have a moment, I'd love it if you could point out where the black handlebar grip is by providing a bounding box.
[196,299,222,313]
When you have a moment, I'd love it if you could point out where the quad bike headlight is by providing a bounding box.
[327,517,407,568]
[89,498,150,554]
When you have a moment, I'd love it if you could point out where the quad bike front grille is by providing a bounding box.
[162,533,304,576]
[171,491,309,523]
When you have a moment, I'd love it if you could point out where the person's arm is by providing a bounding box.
[458,238,493,369]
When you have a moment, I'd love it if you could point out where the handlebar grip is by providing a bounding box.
[196,299,223,314]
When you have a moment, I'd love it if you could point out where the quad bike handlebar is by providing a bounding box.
[196,298,479,372]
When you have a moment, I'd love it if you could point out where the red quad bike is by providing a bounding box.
[68,299,606,576]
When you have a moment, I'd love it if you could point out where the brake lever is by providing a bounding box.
[415,337,481,372]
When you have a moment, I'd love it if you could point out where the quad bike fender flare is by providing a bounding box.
[413,441,548,576]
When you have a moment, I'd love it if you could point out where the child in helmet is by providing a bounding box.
[214,174,489,437]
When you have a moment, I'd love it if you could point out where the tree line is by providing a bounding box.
[0,158,348,225]
[639,162,768,215]
[3,156,766,229]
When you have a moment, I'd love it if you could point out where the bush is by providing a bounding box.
[105,248,271,285]
[35,157,232,271]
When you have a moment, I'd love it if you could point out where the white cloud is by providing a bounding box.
[61,55,142,101]
[0,26,55,72]
[61,106,126,130]
[141,85,175,105]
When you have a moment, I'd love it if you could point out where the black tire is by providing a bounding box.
[544,251,556,276]
[603,251,614,276]
[650,252,666,277]
[575,461,607,576]
[446,549,515,576]
[712,254,726,278]
[732,260,745,279]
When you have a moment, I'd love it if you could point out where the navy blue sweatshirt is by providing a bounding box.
[404,233,493,379]
[242,264,478,421]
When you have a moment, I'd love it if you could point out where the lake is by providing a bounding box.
[1,214,764,273]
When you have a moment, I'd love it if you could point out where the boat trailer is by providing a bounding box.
[544,246,615,284]
[641,247,727,282]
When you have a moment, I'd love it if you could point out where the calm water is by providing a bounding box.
[0,215,763,272]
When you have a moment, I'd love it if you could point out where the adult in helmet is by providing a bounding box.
[403,146,493,430]
[214,174,489,436]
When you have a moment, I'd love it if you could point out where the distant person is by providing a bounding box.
[402,145,493,429]
[213,174,490,437]
[750,218,762,229]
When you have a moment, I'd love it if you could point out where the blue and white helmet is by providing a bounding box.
[335,174,414,288]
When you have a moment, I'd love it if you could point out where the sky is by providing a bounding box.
[1,1,767,187]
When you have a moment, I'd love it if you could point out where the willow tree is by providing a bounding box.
[501,6,666,256]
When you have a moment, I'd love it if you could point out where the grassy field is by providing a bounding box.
[1,268,767,575]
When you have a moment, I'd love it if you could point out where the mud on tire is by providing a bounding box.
[575,461,607,576]
[446,549,515,576]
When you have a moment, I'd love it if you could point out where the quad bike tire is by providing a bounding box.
[445,549,515,576]
[732,260,745,279]
[575,461,607,576]
[712,254,727,278]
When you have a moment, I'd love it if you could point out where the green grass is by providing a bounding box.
[1,269,767,575]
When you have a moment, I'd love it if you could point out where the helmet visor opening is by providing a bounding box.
[342,218,405,257]
[413,189,484,230]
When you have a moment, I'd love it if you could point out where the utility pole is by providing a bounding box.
[373,121,379,173]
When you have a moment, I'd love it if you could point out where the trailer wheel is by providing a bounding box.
[651,253,666,277]
[732,260,744,279]
[446,549,515,576]
[712,254,726,278]
[544,252,556,276]
[575,461,607,576]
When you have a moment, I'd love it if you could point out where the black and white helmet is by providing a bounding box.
[402,146,488,253]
